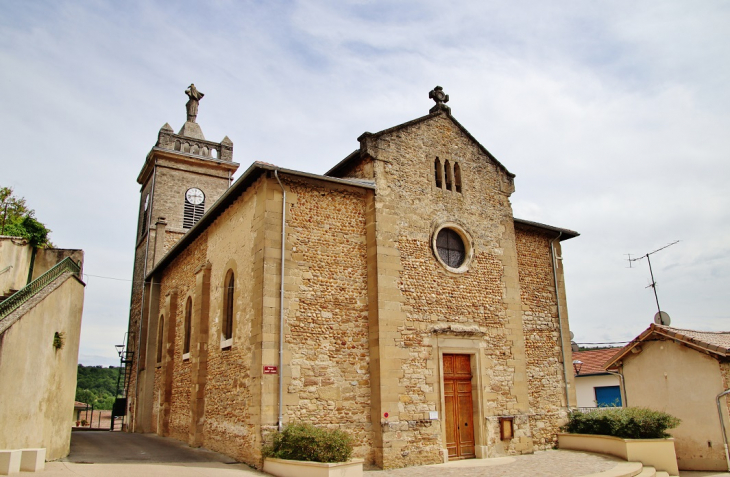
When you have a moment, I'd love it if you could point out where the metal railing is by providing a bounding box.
[576,406,622,413]
[0,256,81,319]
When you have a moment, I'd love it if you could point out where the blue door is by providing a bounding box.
[595,386,622,407]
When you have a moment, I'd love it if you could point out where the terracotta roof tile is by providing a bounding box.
[571,348,622,376]
[604,323,730,370]
[655,325,730,355]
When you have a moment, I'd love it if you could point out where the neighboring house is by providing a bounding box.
[73,401,88,426]
[572,348,622,409]
[125,86,580,469]
[0,236,85,460]
[605,323,730,471]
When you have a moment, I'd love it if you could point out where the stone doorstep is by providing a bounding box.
[579,462,644,477]
[0,448,46,475]
[20,448,46,472]
[0,450,21,475]
[581,462,677,477]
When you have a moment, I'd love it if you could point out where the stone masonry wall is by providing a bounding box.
[159,230,209,441]
[200,180,262,465]
[152,163,231,234]
[515,227,569,449]
[282,177,373,461]
[356,112,535,467]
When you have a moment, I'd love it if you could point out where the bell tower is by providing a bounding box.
[126,84,239,431]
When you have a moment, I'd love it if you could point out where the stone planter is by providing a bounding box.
[263,457,364,477]
[557,433,679,475]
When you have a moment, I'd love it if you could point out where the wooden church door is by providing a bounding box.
[443,354,475,459]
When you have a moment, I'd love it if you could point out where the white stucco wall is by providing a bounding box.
[0,274,85,460]
[574,374,621,408]
[0,236,32,293]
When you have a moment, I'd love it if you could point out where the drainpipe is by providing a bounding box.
[606,369,628,407]
[274,170,286,431]
[717,388,730,471]
[133,159,157,431]
[550,232,572,410]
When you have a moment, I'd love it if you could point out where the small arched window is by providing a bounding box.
[454,162,462,193]
[183,297,192,355]
[156,315,165,364]
[445,160,453,191]
[222,271,235,342]
[434,157,443,189]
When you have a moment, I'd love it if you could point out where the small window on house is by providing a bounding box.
[434,157,443,189]
[183,188,205,229]
[183,297,192,355]
[445,160,453,191]
[454,162,462,193]
[222,270,235,343]
[156,315,165,364]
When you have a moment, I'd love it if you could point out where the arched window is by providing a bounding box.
[222,271,235,342]
[445,160,453,191]
[183,297,192,355]
[140,194,149,238]
[454,162,462,193]
[156,315,165,364]
[434,158,443,189]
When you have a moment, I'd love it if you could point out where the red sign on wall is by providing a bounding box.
[263,366,278,374]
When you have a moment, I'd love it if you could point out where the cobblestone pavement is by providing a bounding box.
[365,450,623,477]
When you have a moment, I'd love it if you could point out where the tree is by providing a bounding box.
[1,187,53,247]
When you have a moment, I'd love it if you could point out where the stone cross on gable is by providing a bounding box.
[429,86,451,114]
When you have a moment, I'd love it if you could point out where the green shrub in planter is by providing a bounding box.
[263,423,353,463]
[563,407,680,439]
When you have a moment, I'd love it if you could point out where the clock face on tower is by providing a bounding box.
[185,188,204,205]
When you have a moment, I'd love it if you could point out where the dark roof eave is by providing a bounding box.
[146,163,374,278]
[325,150,361,177]
[513,218,579,240]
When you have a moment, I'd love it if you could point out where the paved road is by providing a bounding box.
[38,430,729,477]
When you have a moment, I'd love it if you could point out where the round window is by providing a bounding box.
[436,228,466,268]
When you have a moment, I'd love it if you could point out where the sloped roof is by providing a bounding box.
[326,110,514,179]
[147,162,375,277]
[513,218,579,241]
[604,323,730,370]
[572,348,622,376]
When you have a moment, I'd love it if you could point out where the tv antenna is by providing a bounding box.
[626,240,679,325]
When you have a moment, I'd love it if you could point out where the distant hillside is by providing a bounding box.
[75,365,120,410]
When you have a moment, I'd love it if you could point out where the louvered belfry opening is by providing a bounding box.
[183,198,205,229]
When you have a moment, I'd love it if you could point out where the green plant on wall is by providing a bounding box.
[53,331,65,350]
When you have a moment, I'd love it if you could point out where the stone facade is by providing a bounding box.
[126,91,578,470]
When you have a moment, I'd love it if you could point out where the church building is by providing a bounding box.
[125,85,579,469]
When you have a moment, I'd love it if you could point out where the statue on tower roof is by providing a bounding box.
[185,84,204,123]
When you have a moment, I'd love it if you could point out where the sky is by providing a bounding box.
[2,1,729,366]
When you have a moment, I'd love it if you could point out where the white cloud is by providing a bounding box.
[2,0,728,361]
